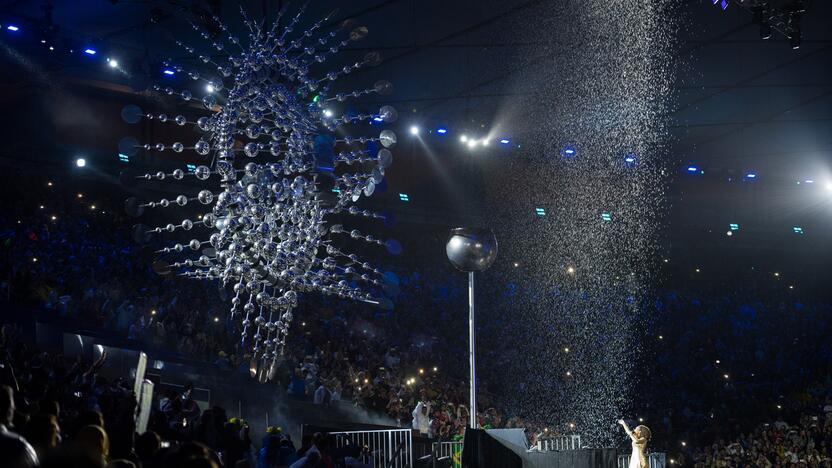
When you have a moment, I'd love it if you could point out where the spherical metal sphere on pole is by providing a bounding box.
[446,227,497,429]
[445,227,498,272]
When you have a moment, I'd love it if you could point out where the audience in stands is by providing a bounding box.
[3,173,832,467]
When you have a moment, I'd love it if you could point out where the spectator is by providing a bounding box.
[313,380,332,405]
[23,412,61,458]
[75,424,110,466]
[0,385,38,468]
[412,401,431,435]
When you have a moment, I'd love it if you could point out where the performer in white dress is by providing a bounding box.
[618,419,651,468]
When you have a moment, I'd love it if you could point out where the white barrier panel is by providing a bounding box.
[617,452,666,468]
[536,435,583,451]
[330,428,413,468]
[432,441,464,467]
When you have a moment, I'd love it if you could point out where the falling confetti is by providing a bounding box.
[473,1,680,447]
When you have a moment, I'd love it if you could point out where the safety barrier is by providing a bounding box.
[330,428,413,468]
[536,434,583,451]
[432,441,464,467]
[617,452,667,468]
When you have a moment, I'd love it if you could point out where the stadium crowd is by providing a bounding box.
[1,173,832,467]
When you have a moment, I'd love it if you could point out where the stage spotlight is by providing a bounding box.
[409,125,419,135]
[687,166,698,173]
[75,158,87,168]
[436,127,448,134]
[108,58,118,68]
[206,83,215,93]
[499,139,510,145]
[6,25,20,32]
[745,172,757,179]
[561,146,577,157]
[84,48,97,55]
[49,46,54,51]
[825,182,832,191]
[624,154,636,164]
[163,68,175,75]
[372,116,383,122]
[322,108,333,118]
[482,139,489,146]
[460,134,468,143]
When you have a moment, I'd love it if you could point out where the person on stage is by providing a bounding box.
[617,419,651,468]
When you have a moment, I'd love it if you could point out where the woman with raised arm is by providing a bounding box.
[618,419,651,468]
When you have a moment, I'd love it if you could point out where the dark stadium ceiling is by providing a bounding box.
[1,0,831,178]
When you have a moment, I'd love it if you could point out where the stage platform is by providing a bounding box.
[462,429,618,468]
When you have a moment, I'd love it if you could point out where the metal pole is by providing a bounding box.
[468,271,477,429]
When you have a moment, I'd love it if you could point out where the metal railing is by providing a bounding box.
[330,428,413,468]
[432,441,464,467]
[535,435,583,451]
[617,452,667,468]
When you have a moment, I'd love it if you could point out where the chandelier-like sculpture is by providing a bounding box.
[121,6,398,379]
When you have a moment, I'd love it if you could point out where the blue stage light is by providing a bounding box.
[562,146,577,157]
[687,166,698,173]
[118,153,130,163]
[163,68,175,75]
[6,25,20,32]
[499,139,510,145]
[804,179,814,184]
[624,154,636,164]
[793,226,804,235]
[398,193,410,202]
[437,128,448,134]
[75,158,86,168]
[535,207,546,217]
[84,48,97,55]
[372,116,383,122]
[746,172,757,179]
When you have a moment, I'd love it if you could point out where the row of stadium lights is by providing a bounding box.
[0,22,217,88]
[686,165,832,190]
[9,15,812,191]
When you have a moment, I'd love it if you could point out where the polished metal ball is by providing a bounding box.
[446,227,498,272]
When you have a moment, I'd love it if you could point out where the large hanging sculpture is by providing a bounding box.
[120,6,398,379]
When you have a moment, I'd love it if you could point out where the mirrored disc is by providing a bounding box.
[363,180,375,197]
[121,105,144,124]
[118,136,141,156]
[377,149,393,167]
[385,238,402,255]
[132,224,152,244]
[152,259,172,276]
[124,197,145,218]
